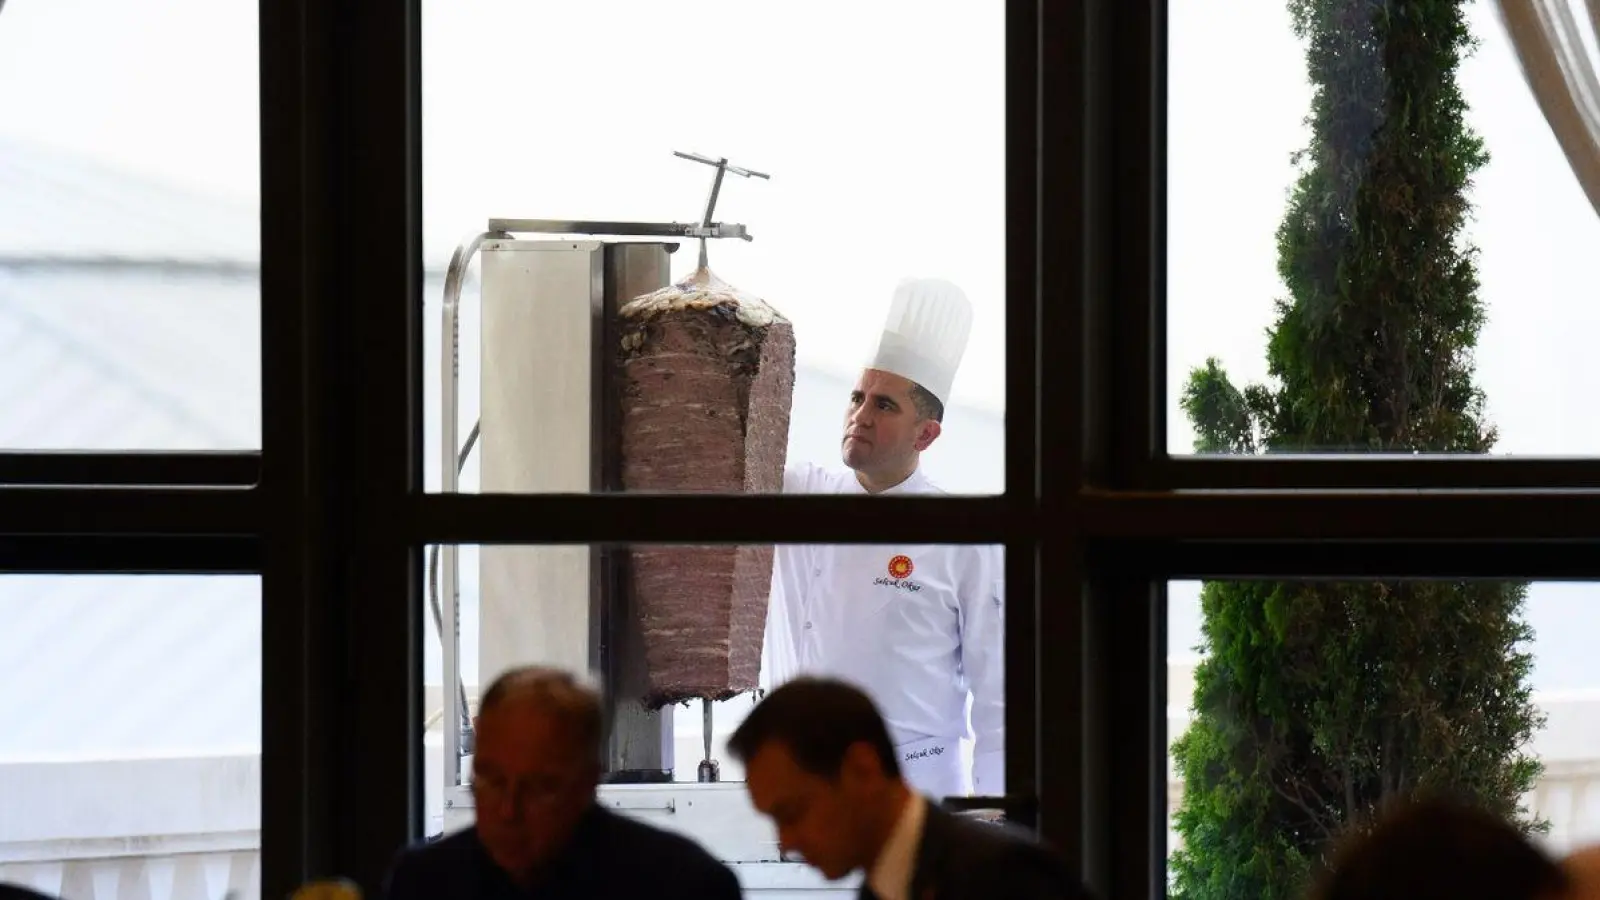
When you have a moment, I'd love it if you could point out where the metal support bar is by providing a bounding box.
[671,150,771,268]
[437,229,507,792]
[488,219,751,241]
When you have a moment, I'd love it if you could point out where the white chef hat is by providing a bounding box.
[865,277,974,408]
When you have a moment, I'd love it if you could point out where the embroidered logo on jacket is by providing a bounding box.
[874,554,923,592]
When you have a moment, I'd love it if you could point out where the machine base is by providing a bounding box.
[443,782,857,897]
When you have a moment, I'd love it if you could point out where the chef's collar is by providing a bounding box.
[851,466,932,496]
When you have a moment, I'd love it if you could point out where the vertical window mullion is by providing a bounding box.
[325,0,425,888]
[258,0,321,890]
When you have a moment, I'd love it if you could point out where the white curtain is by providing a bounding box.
[1496,0,1600,219]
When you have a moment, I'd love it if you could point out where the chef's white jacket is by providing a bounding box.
[759,462,1006,797]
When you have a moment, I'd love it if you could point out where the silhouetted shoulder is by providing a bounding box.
[919,807,1090,900]
[382,816,741,900]
[381,828,478,900]
[595,809,743,899]
[0,885,59,900]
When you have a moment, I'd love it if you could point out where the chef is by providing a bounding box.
[759,276,1005,800]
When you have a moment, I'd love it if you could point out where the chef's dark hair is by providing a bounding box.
[727,677,900,780]
[1308,793,1566,900]
[908,382,945,423]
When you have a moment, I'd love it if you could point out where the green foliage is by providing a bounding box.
[1169,2,1546,897]
[1169,581,1544,899]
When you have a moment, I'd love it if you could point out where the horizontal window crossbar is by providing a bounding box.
[1080,489,1600,542]
[1094,539,1600,581]
[0,452,261,487]
[0,535,260,573]
[0,487,262,536]
[407,493,1032,545]
[1148,455,1600,490]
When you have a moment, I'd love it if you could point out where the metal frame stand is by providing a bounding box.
[432,151,770,798]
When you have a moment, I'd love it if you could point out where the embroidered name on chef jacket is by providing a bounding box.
[873,554,924,593]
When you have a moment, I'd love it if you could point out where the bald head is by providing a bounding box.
[471,666,607,880]
[477,665,604,766]
[1564,846,1600,899]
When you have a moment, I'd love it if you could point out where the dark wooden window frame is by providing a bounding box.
[2,2,1597,898]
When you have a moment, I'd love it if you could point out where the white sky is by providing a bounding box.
[2,0,1599,732]
[1169,0,1600,455]
[0,0,1007,408]
[4,0,1594,445]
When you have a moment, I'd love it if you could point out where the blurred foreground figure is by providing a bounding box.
[1563,845,1600,899]
[382,666,740,900]
[1309,796,1567,900]
[292,881,361,900]
[729,676,1088,900]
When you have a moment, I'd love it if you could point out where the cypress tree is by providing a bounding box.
[1168,2,1546,896]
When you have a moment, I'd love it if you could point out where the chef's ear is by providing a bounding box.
[913,419,942,452]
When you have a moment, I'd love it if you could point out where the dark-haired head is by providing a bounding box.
[729,677,908,880]
[728,676,900,780]
[1309,794,1567,900]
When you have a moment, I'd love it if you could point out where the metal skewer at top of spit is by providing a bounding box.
[434,151,769,787]
[673,150,770,270]
[481,150,770,254]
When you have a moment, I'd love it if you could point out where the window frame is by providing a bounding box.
[0,453,259,486]
[1076,0,1600,894]
[4,1,1594,900]
[0,0,426,895]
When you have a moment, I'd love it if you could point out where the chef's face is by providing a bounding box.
[743,739,881,880]
[841,369,941,484]
[470,700,598,880]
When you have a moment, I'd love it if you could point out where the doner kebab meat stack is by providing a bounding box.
[614,263,794,707]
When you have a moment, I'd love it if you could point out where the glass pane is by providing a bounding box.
[1167,3,1600,457]
[421,3,1004,495]
[422,541,1006,896]
[1165,579,1600,895]
[0,2,260,451]
[0,574,262,899]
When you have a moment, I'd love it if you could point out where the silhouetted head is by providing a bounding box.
[1564,845,1600,899]
[470,666,603,884]
[728,677,904,880]
[1310,795,1567,900]
[0,885,58,900]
